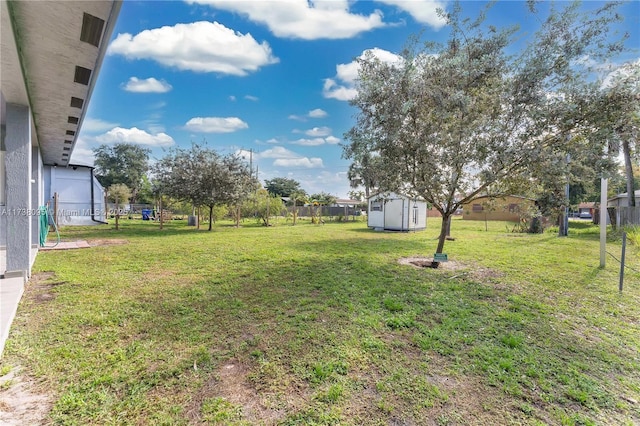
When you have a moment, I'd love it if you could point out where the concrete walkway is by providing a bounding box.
[0,275,25,357]
[40,241,91,251]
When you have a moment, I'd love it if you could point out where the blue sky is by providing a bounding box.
[73,0,640,198]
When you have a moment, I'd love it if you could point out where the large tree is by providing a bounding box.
[94,143,150,203]
[592,61,640,206]
[345,1,626,263]
[264,177,302,198]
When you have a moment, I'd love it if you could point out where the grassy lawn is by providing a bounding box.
[2,217,640,425]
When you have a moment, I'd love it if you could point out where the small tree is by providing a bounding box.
[107,183,131,231]
[289,189,308,225]
[309,192,336,223]
[251,189,286,226]
[154,145,256,231]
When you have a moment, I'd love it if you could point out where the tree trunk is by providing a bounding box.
[623,138,635,207]
[115,195,120,231]
[293,207,297,225]
[159,196,164,230]
[433,213,452,269]
[208,205,213,231]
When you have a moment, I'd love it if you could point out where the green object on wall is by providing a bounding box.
[39,206,49,246]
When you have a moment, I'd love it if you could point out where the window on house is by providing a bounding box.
[508,203,519,213]
[472,204,483,212]
[371,200,382,211]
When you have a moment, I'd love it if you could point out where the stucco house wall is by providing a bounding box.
[462,195,534,222]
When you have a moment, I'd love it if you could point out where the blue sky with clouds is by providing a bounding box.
[73,0,639,198]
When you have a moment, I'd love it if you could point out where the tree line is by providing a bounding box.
[93,144,338,230]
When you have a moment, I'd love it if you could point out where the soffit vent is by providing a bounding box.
[68,116,79,124]
[64,140,72,144]
[62,153,69,157]
[66,130,75,136]
[74,66,92,85]
[70,97,84,108]
[80,13,105,47]
[63,147,71,151]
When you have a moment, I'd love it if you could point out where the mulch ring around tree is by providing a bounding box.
[398,257,504,281]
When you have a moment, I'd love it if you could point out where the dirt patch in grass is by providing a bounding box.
[26,271,66,304]
[188,360,285,424]
[86,238,129,246]
[398,257,503,281]
[0,368,52,426]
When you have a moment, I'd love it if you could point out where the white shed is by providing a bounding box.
[367,193,427,231]
[44,165,107,225]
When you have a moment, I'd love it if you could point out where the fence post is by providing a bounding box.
[619,232,626,293]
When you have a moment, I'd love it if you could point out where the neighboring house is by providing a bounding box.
[1,0,121,355]
[367,193,427,231]
[577,202,595,218]
[44,164,107,226]
[607,190,640,208]
[462,195,534,222]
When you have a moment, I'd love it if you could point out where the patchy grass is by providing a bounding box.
[1,217,639,425]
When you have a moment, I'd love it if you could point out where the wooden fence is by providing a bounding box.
[615,206,640,227]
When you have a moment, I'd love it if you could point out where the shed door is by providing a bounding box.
[384,199,404,230]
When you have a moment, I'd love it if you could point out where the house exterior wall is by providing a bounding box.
[4,103,32,274]
[462,196,534,222]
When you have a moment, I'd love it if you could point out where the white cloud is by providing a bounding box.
[291,135,341,146]
[288,108,329,121]
[274,157,324,168]
[325,136,340,145]
[257,146,299,159]
[95,127,175,147]
[375,0,447,29]
[188,0,385,40]
[298,171,350,197]
[292,138,326,146]
[122,77,172,93]
[323,79,358,101]
[323,47,401,101]
[108,21,279,76]
[81,118,120,133]
[244,95,259,101]
[304,126,332,137]
[229,95,237,101]
[184,117,249,133]
[69,136,95,166]
[237,146,323,169]
[308,108,328,118]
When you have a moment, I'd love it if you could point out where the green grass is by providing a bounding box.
[2,217,640,425]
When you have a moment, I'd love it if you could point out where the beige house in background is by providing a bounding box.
[462,195,535,222]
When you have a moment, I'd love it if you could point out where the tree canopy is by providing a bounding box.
[94,143,150,203]
[344,1,628,259]
[264,177,303,198]
[153,144,256,231]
